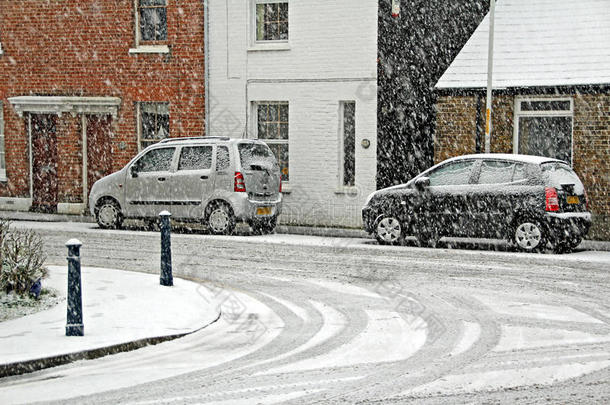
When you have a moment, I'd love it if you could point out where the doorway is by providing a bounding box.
[31,114,58,213]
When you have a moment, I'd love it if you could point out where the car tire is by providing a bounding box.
[250,217,277,235]
[206,202,236,235]
[513,219,546,252]
[96,199,124,229]
[374,215,403,245]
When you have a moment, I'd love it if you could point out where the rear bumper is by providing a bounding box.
[232,194,282,222]
[545,212,592,239]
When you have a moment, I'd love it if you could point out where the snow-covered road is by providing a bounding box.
[1,221,609,404]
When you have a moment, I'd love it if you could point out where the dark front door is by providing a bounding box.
[31,114,58,213]
[86,115,113,201]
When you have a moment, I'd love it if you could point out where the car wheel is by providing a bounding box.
[514,220,546,252]
[375,216,403,245]
[250,217,277,235]
[96,199,123,229]
[206,202,236,235]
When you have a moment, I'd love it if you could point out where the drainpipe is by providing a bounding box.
[203,0,210,136]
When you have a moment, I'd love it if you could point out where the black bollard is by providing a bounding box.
[65,239,84,336]
[159,211,173,286]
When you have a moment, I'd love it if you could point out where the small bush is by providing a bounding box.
[0,220,48,296]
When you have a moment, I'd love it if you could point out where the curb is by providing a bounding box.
[1,209,608,251]
[0,311,221,378]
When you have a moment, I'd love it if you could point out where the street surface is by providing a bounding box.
[1,221,609,404]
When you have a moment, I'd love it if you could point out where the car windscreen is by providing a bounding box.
[541,162,584,192]
[238,143,279,171]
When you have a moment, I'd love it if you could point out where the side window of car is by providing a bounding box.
[478,161,515,184]
[428,161,475,186]
[512,163,527,182]
[134,147,175,173]
[178,146,213,171]
[217,146,230,171]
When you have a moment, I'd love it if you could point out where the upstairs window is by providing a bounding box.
[138,0,167,42]
[255,1,288,42]
[138,102,170,150]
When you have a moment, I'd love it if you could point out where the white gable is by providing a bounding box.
[436,0,610,89]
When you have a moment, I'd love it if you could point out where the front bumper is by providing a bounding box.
[362,206,376,234]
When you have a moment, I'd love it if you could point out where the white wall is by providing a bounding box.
[208,0,378,227]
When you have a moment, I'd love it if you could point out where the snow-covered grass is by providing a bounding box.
[0,288,62,322]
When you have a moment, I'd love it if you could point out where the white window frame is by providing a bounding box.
[338,101,356,190]
[249,0,290,51]
[136,102,170,151]
[0,101,6,181]
[129,0,170,55]
[513,97,574,165]
[252,101,289,183]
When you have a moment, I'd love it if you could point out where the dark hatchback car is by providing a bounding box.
[362,154,591,252]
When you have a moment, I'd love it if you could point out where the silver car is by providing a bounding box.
[89,137,282,234]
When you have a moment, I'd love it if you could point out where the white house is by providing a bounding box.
[206,0,379,227]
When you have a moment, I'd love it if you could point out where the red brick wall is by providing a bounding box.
[435,92,610,240]
[0,0,205,202]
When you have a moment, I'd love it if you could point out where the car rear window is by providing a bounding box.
[541,162,584,192]
[238,143,279,171]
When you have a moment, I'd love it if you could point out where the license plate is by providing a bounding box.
[256,206,272,216]
[566,196,579,204]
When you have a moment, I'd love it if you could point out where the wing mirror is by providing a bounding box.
[414,176,430,191]
[130,165,139,178]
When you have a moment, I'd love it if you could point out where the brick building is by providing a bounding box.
[434,0,610,240]
[0,0,205,213]
[208,0,486,227]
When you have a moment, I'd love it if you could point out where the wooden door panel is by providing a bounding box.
[31,114,58,212]
[86,115,113,200]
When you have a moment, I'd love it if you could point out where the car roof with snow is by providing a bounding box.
[445,154,564,165]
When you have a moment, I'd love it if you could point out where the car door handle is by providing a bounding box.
[200,175,208,180]
[157,177,166,182]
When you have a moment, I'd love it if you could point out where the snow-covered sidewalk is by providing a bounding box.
[0,266,219,376]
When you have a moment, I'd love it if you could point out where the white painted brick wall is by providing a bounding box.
[209,0,378,227]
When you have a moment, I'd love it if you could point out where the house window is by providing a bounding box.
[254,1,288,42]
[138,102,169,150]
[138,0,167,42]
[515,98,573,164]
[256,101,289,181]
[0,101,5,180]
[340,101,356,187]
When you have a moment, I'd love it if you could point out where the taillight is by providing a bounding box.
[279,178,282,193]
[234,172,246,192]
[545,187,559,212]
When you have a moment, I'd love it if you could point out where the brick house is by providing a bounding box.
[207,0,486,227]
[434,0,610,240]
[0,0,205,214]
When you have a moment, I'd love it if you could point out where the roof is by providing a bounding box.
[435,0,610,89]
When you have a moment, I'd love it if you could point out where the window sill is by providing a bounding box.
[248,42,291,52]
[335,186,359,196]
[129,45,170,55]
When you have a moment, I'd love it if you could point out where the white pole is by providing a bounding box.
[485,0,495,154]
